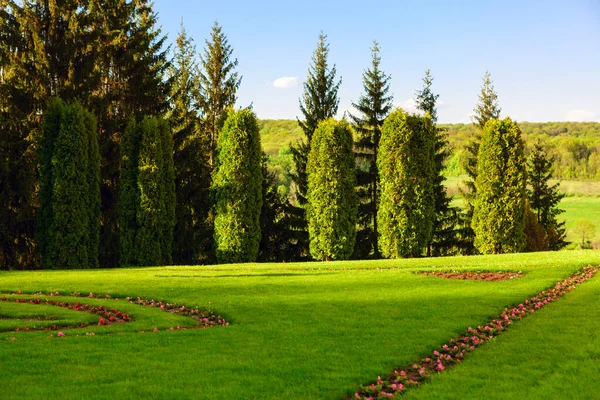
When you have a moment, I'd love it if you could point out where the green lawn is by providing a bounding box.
[560,196,600,245]
[404,263,600,400]
[1,251,600,399]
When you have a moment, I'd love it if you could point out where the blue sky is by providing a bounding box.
[153,0,600,123]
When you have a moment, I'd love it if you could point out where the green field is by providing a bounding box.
[2,252,600,399]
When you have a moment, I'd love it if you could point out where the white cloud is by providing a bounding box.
[566,109,600,122]
[273,76,298,89]
[395,98,420,114]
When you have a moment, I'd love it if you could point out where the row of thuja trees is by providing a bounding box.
[0,0,566,268]
[289,35,567,260]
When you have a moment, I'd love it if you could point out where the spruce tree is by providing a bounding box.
[288,32,342,259]
[349,41,392,259]
[378,110,435,258]
[212,109,262,264]
[167,22,212,264]
[472,118,526,254]
[460,71,501,253]
[464,71,501,200]
[414,69,458,256]
[97,1,172,267]
[527,141,567,250]
[1,1,172,267]
[306,119,357,261]
[198,21,241,168]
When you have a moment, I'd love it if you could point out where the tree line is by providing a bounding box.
[0,1,566,269]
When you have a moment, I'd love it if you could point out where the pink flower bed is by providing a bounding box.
[352,264,599,399]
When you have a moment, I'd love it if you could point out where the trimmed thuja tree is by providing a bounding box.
[119,117,175,266]
[212,109,263,264]
[472,117,526,254]
[306,119,358,261]
[38,99,100,268]
[378,109,435,258]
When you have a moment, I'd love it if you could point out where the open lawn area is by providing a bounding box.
[1,251,600,399]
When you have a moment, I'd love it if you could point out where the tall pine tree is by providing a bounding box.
[167,22,212,264]
[527,141,567,250]
[0,1,172,267]
[288,32,342,260]
[460,70,501,253]
[349,41,392,259]
[198,21,241,169]
[414,69,458,256]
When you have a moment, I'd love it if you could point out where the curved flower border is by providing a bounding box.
[351,264,599,399]
[1,291,229,335]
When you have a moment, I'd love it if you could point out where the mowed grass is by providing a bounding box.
[0,302,98,332]
[1,251,600,399]
[560,196,600,244]
[404,263,600,400]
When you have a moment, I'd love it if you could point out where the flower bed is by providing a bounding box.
[418,270,524,281]
[351,264,599,399]
[0,291,229,334]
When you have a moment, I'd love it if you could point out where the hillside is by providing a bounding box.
[260,120,600,181]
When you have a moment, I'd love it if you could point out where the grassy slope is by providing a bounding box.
[1,252,600,399]
[561,196,600,244]
[259,119,303,155]
[404,266,600,400]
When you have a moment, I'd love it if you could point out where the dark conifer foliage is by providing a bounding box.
[1,0,172,267]
[119,117,175,267]
[168,22,212,264]
[349,41,393,259]
[93,0,172,267]
[198,21,241,169]
[38,99,100,269]
[527,141,567,250]
[287,32,342,260]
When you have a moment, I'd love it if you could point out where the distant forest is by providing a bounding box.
[260,120,600,194]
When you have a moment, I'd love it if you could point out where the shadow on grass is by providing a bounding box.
[155,272,330,278]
